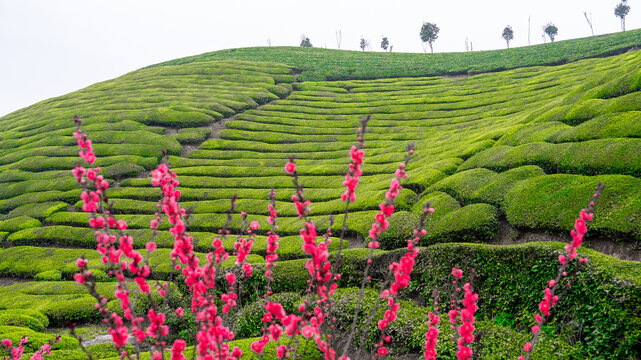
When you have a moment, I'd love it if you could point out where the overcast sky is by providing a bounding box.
[1,0,639,117]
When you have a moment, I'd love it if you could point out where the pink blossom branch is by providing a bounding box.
[519,182,604,360]
[340,142,415,359]
[366,202,434,359]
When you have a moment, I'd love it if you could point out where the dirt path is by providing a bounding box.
[492,220,641,261]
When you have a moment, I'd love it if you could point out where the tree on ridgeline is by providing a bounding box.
[420,22,439,53]
[615,0,631,31]
[543,22,558,42]
[502,25,514,48]
[300,35,313,47]
[583,11,595,36]
[360,37,369,51]
[381,36,389,52]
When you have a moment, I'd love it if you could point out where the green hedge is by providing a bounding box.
[173,127,212,144]
[0,216,41,232]
[424,203,499,244]
[0,281,165,326]
[505,174,641,240]
[547,111,641,143]
[459,139,641,177]
[470,165,546,207]
[409,242,641,358]
[425,168,497,204]
[5,201,68,220]
[0,326,78,353]
[0,246,265,280]
[0,310,48,332]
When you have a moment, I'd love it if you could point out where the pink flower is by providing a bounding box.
[145,241,157,253]
[226,272,237,285]
[285,162,296,174]
[250,340,266,354]
[73,273,86,284]
[276,344,288,358]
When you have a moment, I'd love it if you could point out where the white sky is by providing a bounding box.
[1,0,639,117]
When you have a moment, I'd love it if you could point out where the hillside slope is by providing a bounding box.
[0,35,640,358]
[151,29,641,81]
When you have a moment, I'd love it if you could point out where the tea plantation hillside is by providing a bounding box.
[0,31,640,359]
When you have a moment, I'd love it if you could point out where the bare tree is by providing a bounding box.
[615,1,631,31]
[528,16,531,45]
[583,11,595,36]
[267,38,272,47]
[336,30,342,49]
[465,37,469,52]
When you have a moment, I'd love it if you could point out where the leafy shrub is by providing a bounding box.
[0,216,41,232]
[34,270,63,281]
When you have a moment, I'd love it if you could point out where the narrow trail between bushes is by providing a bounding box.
[492,221,641,262]
[178,117,232,158]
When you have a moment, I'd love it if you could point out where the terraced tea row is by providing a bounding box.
[0,61,293,223]
[58,50,635,250]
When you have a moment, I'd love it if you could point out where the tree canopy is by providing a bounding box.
[420,22,440,53]
[502,26,514,48]
[381,36,389,51]
[615,1,631,31]
[544,22,558,42]
[300,36,313,47]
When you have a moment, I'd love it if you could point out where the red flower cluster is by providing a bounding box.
[341,146,365,203]
[456,282,478,360]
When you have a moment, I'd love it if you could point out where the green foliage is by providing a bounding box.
[505,174,641,240]
[410,242,641,358]
[33,270,63,281]
[173,127,212,144]
[471,165,546,206]
[426,168,497,204]
[377,211,420,249]
[0,326,78,352]
[547,112,641,142]
[5,201,68,220]
[420,22,440,53]
[544,22,559,42]
[151,29,641,81]
[233,292,299,338]
[0,216,41,232]
[425,203,499,244]
[460,138,641,177]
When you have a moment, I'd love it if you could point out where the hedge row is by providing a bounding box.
[459,138,641,177]
[262,243,640,358]
[504,174,641,241]
[3,228,345,262]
